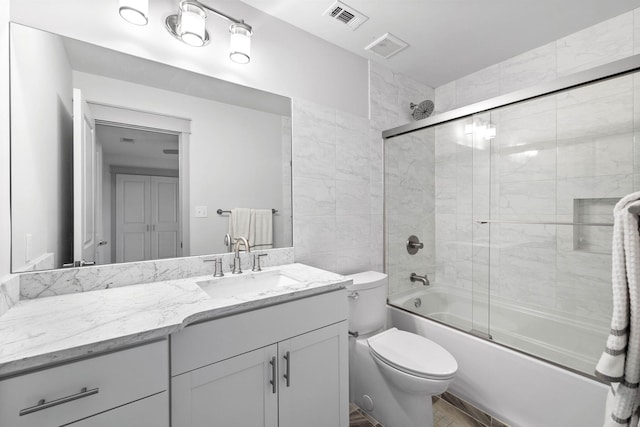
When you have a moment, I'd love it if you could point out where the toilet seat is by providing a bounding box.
[367,328,458,380]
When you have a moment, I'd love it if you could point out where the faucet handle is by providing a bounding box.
[204,258,225,277]
[214,258,224,277]
[252,253,268,272]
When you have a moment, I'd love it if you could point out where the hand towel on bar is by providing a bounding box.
[229,208,252,242]
[595,191,640,427]
[250,209,273,249]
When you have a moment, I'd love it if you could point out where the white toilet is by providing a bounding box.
[346,271,457,427]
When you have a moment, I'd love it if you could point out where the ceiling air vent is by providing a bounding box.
[365,33,409,59]
[323,1,368,30]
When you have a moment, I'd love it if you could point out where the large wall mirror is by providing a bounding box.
[10,23,293,273]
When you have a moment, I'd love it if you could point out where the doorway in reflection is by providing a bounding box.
[96,125,180,265]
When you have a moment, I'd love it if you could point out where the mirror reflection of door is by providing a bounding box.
[115,174,179,262]
[95,124,180,264]
[72,88,97,266]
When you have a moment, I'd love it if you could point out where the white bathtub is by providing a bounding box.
[390,287,609,375]
[388,298,609,427]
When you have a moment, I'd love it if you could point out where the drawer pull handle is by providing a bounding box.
[269,356,277,394]
[19,387,99,416]
[283,351,291,387]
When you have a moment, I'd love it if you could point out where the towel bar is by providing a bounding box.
[217,208,278,215]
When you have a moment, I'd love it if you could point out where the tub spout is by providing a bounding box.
[410,273,429,286]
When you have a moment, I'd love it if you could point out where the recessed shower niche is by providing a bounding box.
[572,198,617,255]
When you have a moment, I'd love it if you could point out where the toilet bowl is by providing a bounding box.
[346,271,457,427]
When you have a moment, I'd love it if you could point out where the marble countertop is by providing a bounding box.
[0,263,349,378]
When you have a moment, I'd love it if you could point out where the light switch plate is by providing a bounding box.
[195,206,208,218]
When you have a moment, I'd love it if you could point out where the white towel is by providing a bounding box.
[250,209,273,249]
[596,191,640,427]
[229,208,252,242]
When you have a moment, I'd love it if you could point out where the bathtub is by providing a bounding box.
[388,294,609,427]
[389,287,609,375]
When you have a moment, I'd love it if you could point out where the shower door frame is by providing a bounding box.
[383,55,640,140]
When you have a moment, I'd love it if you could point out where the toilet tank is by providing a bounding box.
[345,271,388,335]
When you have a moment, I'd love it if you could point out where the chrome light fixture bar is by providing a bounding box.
[118,0,253,64]
[164,0,253,63]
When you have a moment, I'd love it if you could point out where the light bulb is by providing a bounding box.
[179,2,207,47]
[229,22,252,64]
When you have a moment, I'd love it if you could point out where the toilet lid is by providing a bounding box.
[367,328,458,380]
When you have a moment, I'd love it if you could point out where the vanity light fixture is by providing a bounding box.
[164,0,253,63]
[119,0,149,26]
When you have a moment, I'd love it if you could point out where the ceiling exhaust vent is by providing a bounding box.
[365,33,409,59]
[120,137,135,144]
[323,1,368,30]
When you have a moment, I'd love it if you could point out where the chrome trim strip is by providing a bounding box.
[382,54,640,139]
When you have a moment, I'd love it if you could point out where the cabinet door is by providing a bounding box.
[66,392,168,427]
[278,321,349,427]
[172,344,278,427]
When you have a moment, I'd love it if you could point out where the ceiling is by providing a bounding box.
[97,124,179,162]
[241,0,640,87]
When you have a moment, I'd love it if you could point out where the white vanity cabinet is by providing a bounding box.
[0,340,169,427]
[171,290,349,427]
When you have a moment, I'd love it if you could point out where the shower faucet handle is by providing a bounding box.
[406,235,424,254]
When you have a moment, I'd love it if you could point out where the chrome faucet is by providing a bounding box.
[410,273,429,286]
[232,237,250,274]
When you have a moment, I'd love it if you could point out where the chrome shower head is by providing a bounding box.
[410,100,434,121]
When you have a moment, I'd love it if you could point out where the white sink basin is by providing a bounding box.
[196,270,303,299]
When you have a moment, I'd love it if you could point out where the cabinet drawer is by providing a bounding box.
[67,391,168,427]
[171,290,347,375]
[0,340,168,427]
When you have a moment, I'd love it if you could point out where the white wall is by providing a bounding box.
[10,24,73,271]
[9,0,368,118]
[74,71,286,256]
[0,2,9,278]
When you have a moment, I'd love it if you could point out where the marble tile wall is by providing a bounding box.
[385,129,435,296]
[292,98,379,274]
[369,62,435,291]
[0,274,19,316]
[292,62,433,276]
[435,10,637,113]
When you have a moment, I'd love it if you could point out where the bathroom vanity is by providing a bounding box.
[171,290,347,426]
[0,263,349,427]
